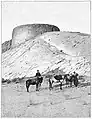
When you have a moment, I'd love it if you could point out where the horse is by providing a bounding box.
[48,75,64,90]
[26,76,43,92]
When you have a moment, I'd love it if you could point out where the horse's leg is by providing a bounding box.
[50,83,53,90]
[39,83,41,89]
[74,78,78,87]
[66,79,68,87]
[49,79,52,90]
[66,78,69,88]
[76,78,79,87]
[70,81,72,87]
[66,80,67,87]
[38,83,41,91]
[26,86,29,92]
[40,83,41,87]
[26,81,29,92]
[36,83,39,91]
[60,82,62,90]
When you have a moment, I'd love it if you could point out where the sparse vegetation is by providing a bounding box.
[7,79,11,84]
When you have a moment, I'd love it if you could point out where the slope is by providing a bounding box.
[40,31,90,57]
[2,31,90,80]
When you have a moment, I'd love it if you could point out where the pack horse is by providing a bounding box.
[49,75,64,90]
[48,72,79,90]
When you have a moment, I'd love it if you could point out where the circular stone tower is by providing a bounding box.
[12,24,60,47]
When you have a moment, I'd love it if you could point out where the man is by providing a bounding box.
[73,71,79,78]
[35,70,42,90]
[35,70,41,78]
[73,71,79,87]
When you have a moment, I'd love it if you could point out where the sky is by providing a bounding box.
[1,1,90,43]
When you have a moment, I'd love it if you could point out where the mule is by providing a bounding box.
[26,76,43,92]
[48,75,64,90]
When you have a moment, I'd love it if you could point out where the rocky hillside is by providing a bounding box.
[2,30,90,80]
[2,40,12,53]
[2,36,62,80]
[41,32,90,57]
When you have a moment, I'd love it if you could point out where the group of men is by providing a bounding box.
[70,71,79,87]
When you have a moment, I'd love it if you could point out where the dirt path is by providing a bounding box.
[1,79,91,117]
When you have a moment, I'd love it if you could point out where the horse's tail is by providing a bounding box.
[48,78,52,90]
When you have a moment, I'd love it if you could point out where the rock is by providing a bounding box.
[2,40,12,53]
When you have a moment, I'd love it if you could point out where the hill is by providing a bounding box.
[41,31,90,57]
[1,29,91,118]
[2,31,90,80]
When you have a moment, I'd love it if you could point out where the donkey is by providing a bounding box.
[26,76,43,92]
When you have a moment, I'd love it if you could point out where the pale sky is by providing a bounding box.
[2,1,90,43]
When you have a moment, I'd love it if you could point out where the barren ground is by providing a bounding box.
[1,76,91,118]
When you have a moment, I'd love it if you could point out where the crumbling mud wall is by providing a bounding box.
[11,24,60,47]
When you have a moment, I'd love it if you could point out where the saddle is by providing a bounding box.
[37,76,42,78]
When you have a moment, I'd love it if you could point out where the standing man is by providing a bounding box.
[35,70,42,91]
[73,71,79,87]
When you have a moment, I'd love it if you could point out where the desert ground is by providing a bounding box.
[1,76,91,118]
[2,24,91,118]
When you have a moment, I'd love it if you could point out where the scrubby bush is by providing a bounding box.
[2,78,11,84]
[7,80,11,84]
[12,78,18,82]
[2,78,7,83]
